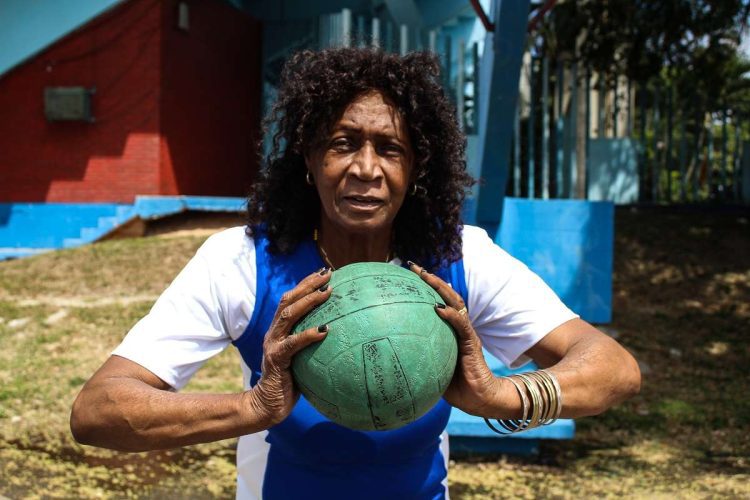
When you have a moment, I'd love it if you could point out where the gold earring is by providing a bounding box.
[410,183,427,196]
[306,171,314,185]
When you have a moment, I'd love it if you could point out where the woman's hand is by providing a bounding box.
[408,263,519,418]
[249,268,333,426]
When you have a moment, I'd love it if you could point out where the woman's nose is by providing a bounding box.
[350,143,382,181]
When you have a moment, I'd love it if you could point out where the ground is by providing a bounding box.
[0,207,748,498]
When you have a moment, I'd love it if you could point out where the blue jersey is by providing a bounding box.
[232,231,468,499]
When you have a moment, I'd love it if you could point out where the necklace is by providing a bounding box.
[313,229,391,270]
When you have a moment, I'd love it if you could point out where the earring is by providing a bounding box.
[306,171,314,185]
[410,183,427,196]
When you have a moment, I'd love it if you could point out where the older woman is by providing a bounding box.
[71,48,640,499]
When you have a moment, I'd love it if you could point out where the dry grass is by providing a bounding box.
[0,208,748,498]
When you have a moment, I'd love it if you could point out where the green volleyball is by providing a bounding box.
[291,262,458,431]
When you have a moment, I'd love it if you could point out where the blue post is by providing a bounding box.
[542,56,550,199]
[514,103,521,197]
[528,58,535,199]
[585,67,591,197]
[569,63,578,197]
[474,0,532,236]
[556,61,564,198]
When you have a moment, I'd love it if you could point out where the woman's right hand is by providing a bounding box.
[246,267,333,427]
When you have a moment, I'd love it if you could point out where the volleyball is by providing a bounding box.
[292,262,458,431]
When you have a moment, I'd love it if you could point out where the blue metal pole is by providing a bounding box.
[542,56,550,199]
[514,103,521,197]
[474,0,532,236]
[556,61,564,197]
[569,62,579,197]
[527,58,535,199]
[585,66,591,198]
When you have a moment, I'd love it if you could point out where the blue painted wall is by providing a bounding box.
[498,198,615,324]
[0,0,124,77]
[588,138,640,204]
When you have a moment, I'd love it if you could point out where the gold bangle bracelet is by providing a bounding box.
[541,369,563,421]
[528,371,556,424]
[525,371,552,424]
[505,375,529,428]
[516,373,542,429]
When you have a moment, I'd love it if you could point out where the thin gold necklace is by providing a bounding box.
[313,229,391,270]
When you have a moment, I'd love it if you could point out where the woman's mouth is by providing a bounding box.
[342,195,384,211]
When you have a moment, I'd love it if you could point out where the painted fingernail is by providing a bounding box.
[407,260,416,267]
[435,303,446,309]
[318,284,329,292]
[420,269,428,274]
[317,324,329,333]
[319,267,330,275]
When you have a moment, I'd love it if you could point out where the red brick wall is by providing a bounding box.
[0,0,261,203]
[161,1,262,197]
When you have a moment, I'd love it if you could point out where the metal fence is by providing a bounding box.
[267,8,748,205]
[509,54,748,204]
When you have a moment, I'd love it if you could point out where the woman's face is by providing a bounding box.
[305,90,414,237]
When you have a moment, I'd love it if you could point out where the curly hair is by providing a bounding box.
[246,47,474,268]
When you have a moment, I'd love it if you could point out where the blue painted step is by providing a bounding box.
[0,197,246,260]
[0,203,129,257]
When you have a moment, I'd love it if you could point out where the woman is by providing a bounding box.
[71,48,640,499]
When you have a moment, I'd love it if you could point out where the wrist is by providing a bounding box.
[239,388,275,431]
[493,376,525,420]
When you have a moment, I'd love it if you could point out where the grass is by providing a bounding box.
[0,208,748,498]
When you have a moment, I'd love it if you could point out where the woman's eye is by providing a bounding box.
[331,138,353,150]
[380,144,403,157]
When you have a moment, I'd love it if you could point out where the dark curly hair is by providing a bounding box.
[246,47,474,268]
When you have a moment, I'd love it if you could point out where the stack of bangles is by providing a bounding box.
[484,369,563,434]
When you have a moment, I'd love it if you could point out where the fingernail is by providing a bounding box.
[318,284,329,292]
[407,260,416,267]
[435,303,446,309]
[319,267,330,275]
[420,269,428,275]
[317,324,329,333]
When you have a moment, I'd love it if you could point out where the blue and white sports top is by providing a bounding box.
[113,225,577,499]
[232,229,468,499]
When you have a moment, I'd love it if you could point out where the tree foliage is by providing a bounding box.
[542,0,750,114]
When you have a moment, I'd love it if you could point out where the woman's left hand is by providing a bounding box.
[408,263,509,416]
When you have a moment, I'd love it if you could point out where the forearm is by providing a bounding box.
[71,378,270,452]
[540,333,641,418]
[479,325,641,421]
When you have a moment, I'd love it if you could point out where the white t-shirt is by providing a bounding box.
[112,224,577,498]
